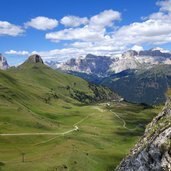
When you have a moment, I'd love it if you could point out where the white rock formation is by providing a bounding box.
[0,54,9,70]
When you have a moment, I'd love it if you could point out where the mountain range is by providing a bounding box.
[2,48,171,105]
[6,54,120,104]
[54,47,171,76]
[47,48,171,105]
[101,65,171,105]
[0,53,170,171]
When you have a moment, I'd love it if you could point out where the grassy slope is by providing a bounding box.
[0,62,162,171]
[101,65,171,105]
[0,63,94,133]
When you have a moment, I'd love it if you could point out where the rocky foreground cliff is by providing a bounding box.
[115,98,171,171]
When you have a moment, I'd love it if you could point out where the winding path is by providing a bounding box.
[110,110,137,131]
[0,112,91,137]
[0,126,79,137]
[0,106,138,137]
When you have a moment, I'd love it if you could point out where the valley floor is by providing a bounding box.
[0,101,162,171]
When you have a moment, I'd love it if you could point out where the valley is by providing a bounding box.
[0,55,162,171]
[1,1,171,170]
[0,101,161,171]
[55,49,171,105]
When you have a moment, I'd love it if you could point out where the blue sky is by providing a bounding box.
[1,0,171,65]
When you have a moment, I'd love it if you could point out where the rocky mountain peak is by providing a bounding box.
[86,54,95,58]
[122,50,138,58]
[66,58,76,66]
[139,48,171,58]
[58,54,113,76]
[0,53,9,70]
[26,54,44,64]
[150,47,171,53]
[47,47,171,76]
[86,54,99,59]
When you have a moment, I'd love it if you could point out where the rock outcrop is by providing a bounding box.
[115,97,171,171]
[26,54,44,64]
[0,54,9,70]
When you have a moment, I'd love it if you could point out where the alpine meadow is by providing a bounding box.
[0,0,171,171]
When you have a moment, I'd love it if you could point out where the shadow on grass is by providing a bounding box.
[0,161,5,171]
[115,128,144,137]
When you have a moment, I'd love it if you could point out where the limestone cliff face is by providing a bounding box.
[56,48,171,76]
[115,98,171,171]
[0,54,9,70]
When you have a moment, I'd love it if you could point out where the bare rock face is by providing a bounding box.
[0,54,9,70]
[59,54,113,77]
[26,54,44,64]
[56,48,171,75]
[115,98,171,171]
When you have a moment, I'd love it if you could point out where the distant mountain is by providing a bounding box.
[101,65,171,105]
[109,48,171,73]
[115,93,171,171]
[55,48,171,105]
[1,54,120,106]
[45,60,60,69]
[0,54,9,70]
[58,54,113,77]
[56,48,171,77]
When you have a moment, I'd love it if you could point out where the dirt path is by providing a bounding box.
[0,112,93,137]
[110,110,137,131]
[0,107,98,137]
[92,106,104,113]
[0,126,78,136]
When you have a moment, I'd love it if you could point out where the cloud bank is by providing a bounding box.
[5,50,29,55]
[4,0,171,62]
[43,1,171,60]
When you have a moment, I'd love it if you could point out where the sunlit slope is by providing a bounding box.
[0,100,161,171]
[0,57,162,171]
[0,61,118,132]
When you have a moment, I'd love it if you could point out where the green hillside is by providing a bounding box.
[101,65,171,105]
[0,56,162,171]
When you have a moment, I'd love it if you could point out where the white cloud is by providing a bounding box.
[25,16,58,30]
[0,21,24,36]
[5,50,29,55]
[112,19,171,45]
[61,16,88,27]
[157,0,171,12]
[111,0,171,47]
[32,42,125,63]
[46,26,105,42]
[31,48,85,62]
[89,9,121,31]
[28,2,171,62]
[46,10,121,42]
[131,45,144,51]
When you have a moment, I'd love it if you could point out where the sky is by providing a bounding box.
[1,0,171,65]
